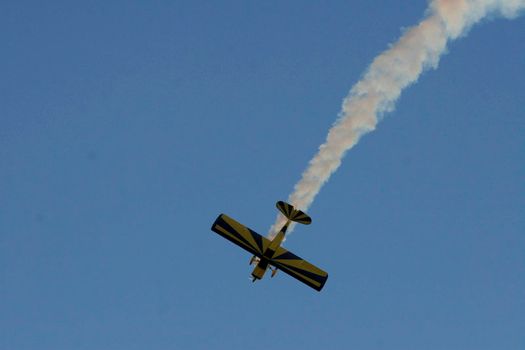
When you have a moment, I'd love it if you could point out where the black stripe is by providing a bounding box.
[271,258,327,285]
[273,250,300,260]
[263,248,276,259]
[250,229,264,252]
[212,215,262,256]
[271,261,328,291]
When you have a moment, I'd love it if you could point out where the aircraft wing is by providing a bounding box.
[270,247,328,291]
[211,214,271,258]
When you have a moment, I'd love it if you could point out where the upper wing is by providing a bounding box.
[270,247,328,291]
[211,214,271,258]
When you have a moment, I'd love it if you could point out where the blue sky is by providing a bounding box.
[1,1,524,349]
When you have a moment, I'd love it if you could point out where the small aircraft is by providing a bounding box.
[211,201,328,291]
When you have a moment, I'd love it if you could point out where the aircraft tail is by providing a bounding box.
[276,201,312,225]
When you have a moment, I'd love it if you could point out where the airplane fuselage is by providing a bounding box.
[251,220,291,281]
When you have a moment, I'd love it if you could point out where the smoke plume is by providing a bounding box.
[270,0,524,238]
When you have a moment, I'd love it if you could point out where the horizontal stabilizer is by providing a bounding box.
[276,201,312,225]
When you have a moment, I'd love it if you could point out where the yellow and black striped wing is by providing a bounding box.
[270,247,328,291]
[211,214,271,258]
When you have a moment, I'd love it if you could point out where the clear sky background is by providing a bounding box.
[1,1,524,349]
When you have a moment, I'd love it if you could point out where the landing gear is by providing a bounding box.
[270,267,278,278]
[249,256,260,265]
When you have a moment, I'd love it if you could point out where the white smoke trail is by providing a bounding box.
[269,0,525,239]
